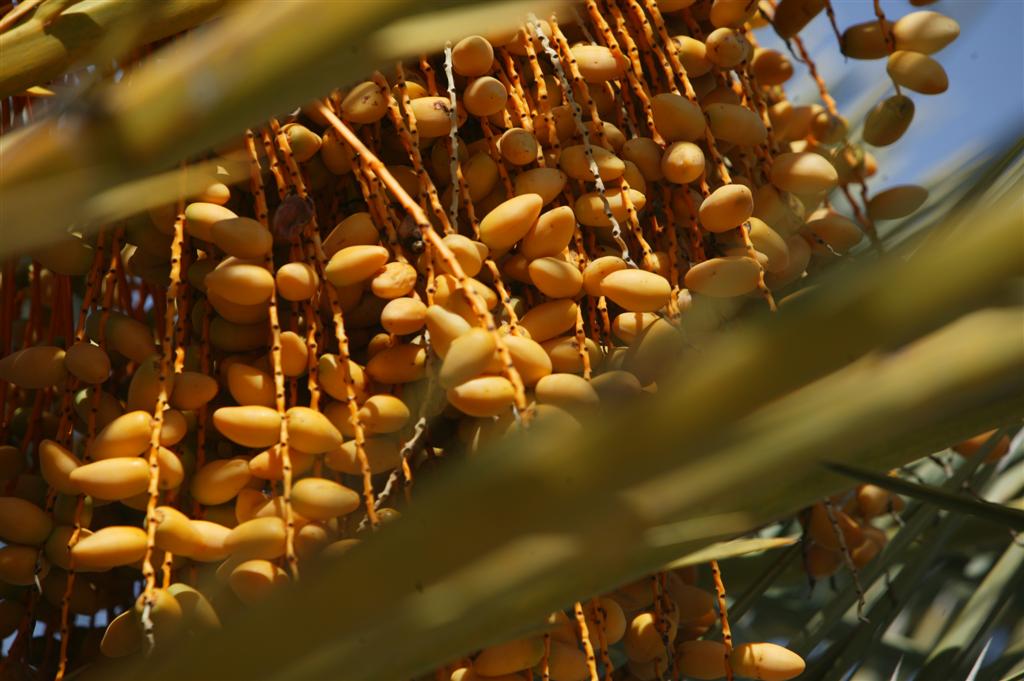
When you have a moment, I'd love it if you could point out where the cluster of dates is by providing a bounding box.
[0,0,968,678]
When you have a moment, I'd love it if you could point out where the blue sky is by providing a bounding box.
[756,1,1024,190]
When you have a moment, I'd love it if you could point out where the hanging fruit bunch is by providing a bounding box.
[0,0,978,679]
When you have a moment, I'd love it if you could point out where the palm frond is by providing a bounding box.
[108,190,1024,681]
[0,0,565,256]
[0,0,226,98]
[824,459,1024,531]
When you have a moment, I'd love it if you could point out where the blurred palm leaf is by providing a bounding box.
[0,0,226,97]
[98,186,1024,681]
[0,3,1021,679]
[664,536,798,571]
[0,0,564,256]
